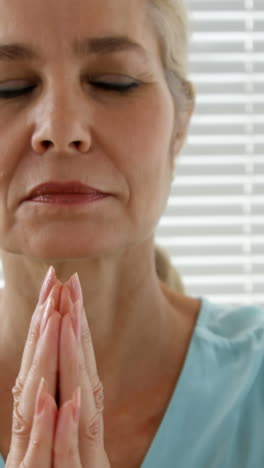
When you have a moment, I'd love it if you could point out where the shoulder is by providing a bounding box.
[198,298,264,342]
[189,298,264,392]
[196,301,264,417]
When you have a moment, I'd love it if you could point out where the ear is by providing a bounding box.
[172,128,188,155]
[171,106,194,159]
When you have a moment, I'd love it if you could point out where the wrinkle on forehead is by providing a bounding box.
[0,0,159,66]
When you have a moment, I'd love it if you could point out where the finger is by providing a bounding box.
[60,283,73,317]
[59,308,80,405]
[54,389,82,468]
[18,281,61,385]
[79,303,104,406]
[9,311,61,463]
[60,300,106,466]
[71,275,103,398]
[65,277,103,402]
[38,265,56,306]
[22,378,58,468]
[63,277,107,464]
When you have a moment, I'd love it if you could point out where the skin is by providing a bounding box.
[0,0,195,461]
[6,274,113,467]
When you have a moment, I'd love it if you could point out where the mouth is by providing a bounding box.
[26,180,111,201]
[27,192,110,204]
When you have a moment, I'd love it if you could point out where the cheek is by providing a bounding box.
[0,119,26,199]
[0,109,25,162]
[0,122,16,198]
[108,89,174,193]
[97,89,174,230]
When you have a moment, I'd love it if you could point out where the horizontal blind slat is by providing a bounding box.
[155,1,263,306]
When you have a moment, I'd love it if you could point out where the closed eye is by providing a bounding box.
[0,85,36,99]
[90,81,140,93]
[0,81,140,99]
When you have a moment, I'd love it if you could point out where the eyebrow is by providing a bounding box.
[0,35,149,63]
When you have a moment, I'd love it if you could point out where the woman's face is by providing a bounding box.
[0,0,182,259]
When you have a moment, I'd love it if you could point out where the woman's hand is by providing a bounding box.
[6,267,111,467]
[56,274,111,467]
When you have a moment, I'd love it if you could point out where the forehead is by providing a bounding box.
[0,0,159,64]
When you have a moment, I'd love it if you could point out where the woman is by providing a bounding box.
[0,0,263,467]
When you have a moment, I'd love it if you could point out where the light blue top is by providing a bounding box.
[1,297,264,468]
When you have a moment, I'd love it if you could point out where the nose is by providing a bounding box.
[31,83,92,154]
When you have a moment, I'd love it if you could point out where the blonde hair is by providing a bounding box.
[149,1,194,291]
[148,0,195,133]
[155,244,185,293]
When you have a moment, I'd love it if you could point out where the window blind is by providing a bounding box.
[155,0,264,307]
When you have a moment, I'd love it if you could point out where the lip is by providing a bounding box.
[25,181,110,201]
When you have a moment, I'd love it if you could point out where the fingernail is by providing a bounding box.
[38,266,55,305]
[72,386,81,423]
[36,377,48,416]
[69,273,83,304]
[71,299,82,342]
[40,296,54,336]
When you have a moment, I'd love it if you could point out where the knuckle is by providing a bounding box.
[30,436,42,451]
[11,405,31,437]
[93,379,104,413]
[11,378,31,437]
[82,412,102,443]
[12,376,23,400]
